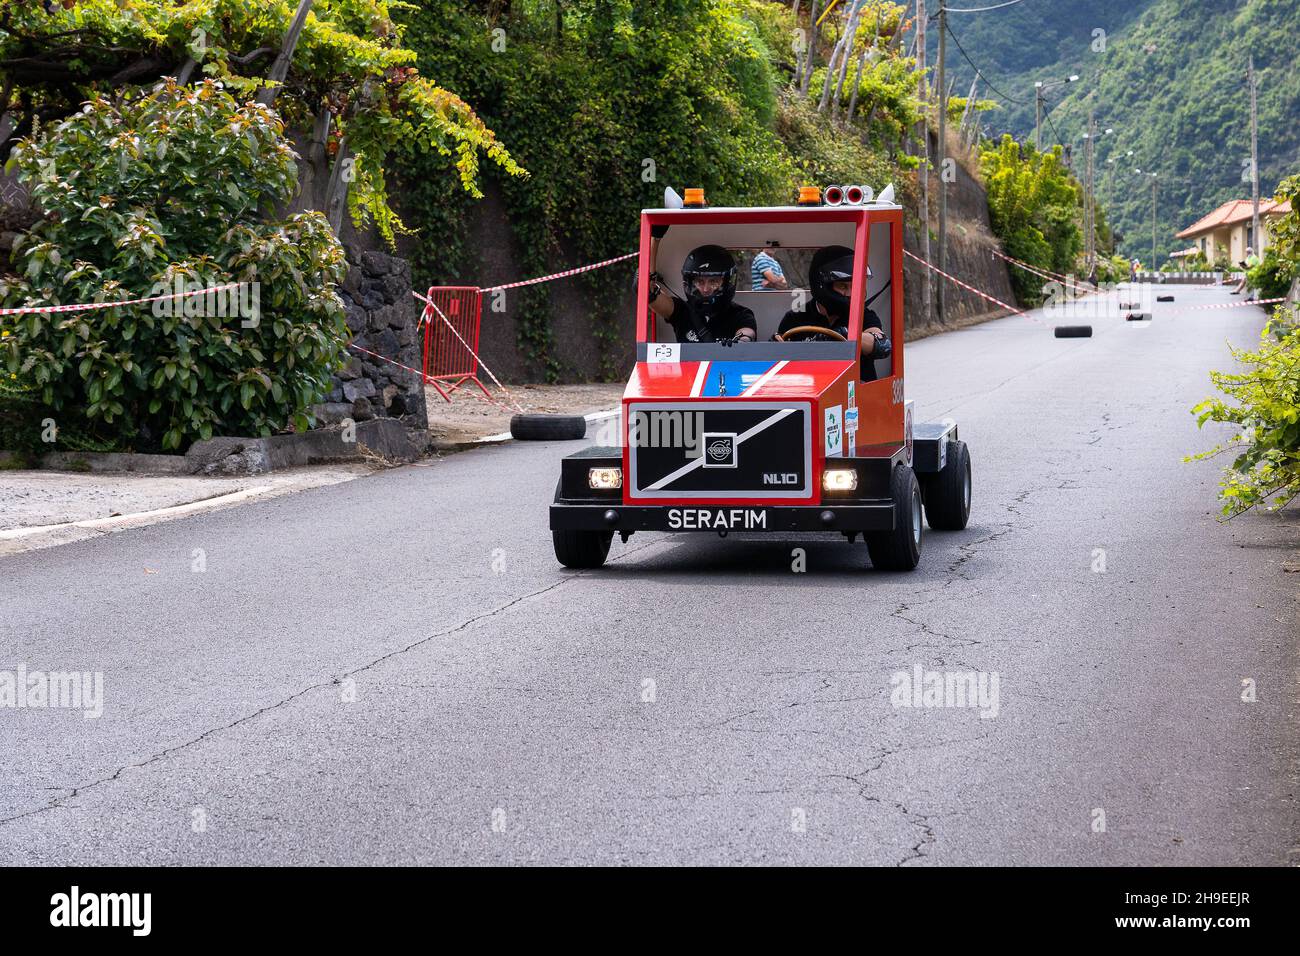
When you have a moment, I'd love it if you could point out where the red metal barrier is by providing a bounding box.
[419,286,491,402]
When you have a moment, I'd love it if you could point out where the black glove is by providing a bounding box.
[873,334,893,359]
[832,324,850,339]
[645,271,664,303]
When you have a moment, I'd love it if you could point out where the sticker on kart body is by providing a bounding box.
[824,404,844,458]
[667,508,768,530]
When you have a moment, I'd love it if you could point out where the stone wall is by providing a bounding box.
[318,249,429,431]
[903,132,1019,331]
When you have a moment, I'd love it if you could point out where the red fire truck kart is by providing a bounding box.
[549,187,971,570]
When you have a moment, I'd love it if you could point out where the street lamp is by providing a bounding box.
[1034,74,1080,150]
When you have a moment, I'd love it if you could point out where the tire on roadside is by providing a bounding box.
[921,440,971,531]
[866,464,923,571]
[1054,325,1092,338]
[511,413,587,441]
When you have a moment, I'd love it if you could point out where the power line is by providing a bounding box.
[944,21,1029,105]
[1044,109,1066,150]
[945,0,1029,12]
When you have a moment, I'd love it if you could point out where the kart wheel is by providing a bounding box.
[552,529,613,569]
[511,414,587,441]
[866,465,923,571]
[921,440,971,531]
[1054,325,1092,338]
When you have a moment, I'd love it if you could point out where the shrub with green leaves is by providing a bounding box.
[980,134,1084,305]
[0,79,348,452]
[1191,312,1300,516]
[1192,175,1300,516]
[1246,247,1296,301]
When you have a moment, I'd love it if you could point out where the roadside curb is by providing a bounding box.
[1,418,427,477]
[0,485,277,542]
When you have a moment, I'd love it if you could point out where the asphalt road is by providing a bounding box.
[2,284,1297,866]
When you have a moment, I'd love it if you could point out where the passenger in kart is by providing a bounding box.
[648,244,757,344]
[775,245,891,382]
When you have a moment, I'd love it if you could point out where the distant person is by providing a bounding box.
[1129,258,1140,283]
[750,249,789,290]
[647,244,756,344]
[1231,247,1259,296]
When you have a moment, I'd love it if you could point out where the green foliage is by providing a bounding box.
[1191,311,1300,516]
[0,0,524,245]
[1094,253,1132,284]
[1192,174,1300,515]
[980,135,1084,304]
[396,0,915,380]
[1246,246,1295,300]
[0,80,349,452]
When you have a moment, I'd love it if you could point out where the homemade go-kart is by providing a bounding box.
[549,185,971,570]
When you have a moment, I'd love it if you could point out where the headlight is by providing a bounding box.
[822,468,858,492]
[588,467,623,490]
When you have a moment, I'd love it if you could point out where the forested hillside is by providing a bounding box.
[394,0,928,376]
[935,0,1300,260]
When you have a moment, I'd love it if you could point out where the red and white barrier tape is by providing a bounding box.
[346,341,513,412]
[903,248,1026,316]
[412,290,523,411]
[0,283,242,317]
[480,252,637,293]
[1184,297,1288,311]
[989,249,1095,295]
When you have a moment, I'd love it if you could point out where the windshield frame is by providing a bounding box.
[636,206,874,360]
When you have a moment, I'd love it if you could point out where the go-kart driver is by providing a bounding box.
[648,244,757,345]
[775,245,891,382]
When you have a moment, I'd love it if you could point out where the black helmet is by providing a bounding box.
[682,244,736,314]
[810,245,856,318]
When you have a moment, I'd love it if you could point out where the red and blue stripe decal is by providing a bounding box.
[696,360,780,397]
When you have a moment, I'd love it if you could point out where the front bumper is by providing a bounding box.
[550,500,895,533]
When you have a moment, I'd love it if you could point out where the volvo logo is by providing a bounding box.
[701,432,738,468]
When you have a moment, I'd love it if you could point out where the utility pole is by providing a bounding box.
[1035,85,1043,151]
[1151,175,1158,267]
[1085,109,1095,276]
[915,0,932,324]
[936,1,947,323]
[1248,54,1261,252]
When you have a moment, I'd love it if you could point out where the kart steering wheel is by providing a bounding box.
[774,325,848,343]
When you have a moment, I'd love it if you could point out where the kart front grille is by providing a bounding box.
[627,402,812,499]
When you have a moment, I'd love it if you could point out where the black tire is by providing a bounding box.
[552,528,613,568]
[921,441,971,531]
[1157,295,1175,302]
[866,465,923,571]
[1119,301,1138,309]
[1125,312,1151,322]
[511,414,587,441]
[1054,325,1092,338]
